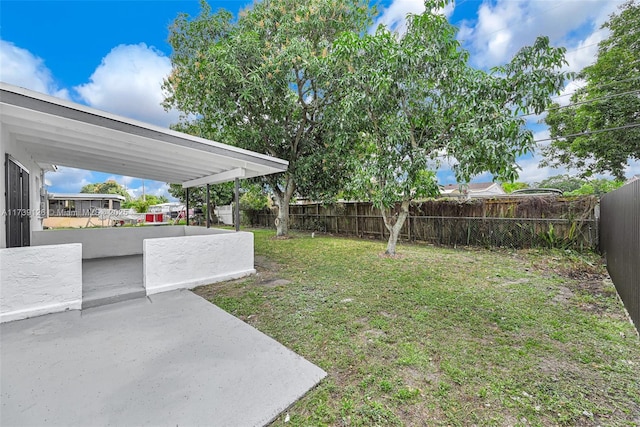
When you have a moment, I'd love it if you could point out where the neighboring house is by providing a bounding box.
[440,182,506,198]
[148,202,184,218]
[0,82,288,322]
[44,193,127,228]
[47,192,125,216]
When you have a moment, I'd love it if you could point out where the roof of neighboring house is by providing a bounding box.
[48,193,126,201]
[440,182,505,194]
[0,83,288,188]
[149,202,183,207]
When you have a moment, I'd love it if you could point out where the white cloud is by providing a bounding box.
[514,129,567,184]
[105,175,135,188]
[1,42,178,198]
[373,0,454,33]
[555,79,587,106]
[45,167,94,193]
[127,181,171,200]
[624,160,640,178]
[74,43,180,127]
[458,0,624,70]
[0,40,69,99]
[516,154,575,185]
[562,30,609,73]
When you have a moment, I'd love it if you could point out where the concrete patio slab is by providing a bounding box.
[1,290,326,426]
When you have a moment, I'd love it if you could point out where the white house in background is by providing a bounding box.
[44,192,128,228]
[0,82,288,323]
[47,192,126,216]
[439,182,506,198]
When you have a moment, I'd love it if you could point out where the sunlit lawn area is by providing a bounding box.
[194,229,640,426]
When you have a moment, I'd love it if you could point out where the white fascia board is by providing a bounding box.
[183,168,247,188]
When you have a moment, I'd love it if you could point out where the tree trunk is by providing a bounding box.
[272,175,295,237]
[381,200,410,256]
[207,203,216,225]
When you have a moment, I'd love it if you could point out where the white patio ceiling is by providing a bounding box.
[0,83,288,187]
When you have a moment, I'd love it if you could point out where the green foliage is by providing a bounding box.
[330,0,570,253]
[239,184,270,226]
[239,184,269,211]
[163,0,374,235]
[123,195,169,211]
[135,200,153,213]
[168,182,234,222]
[539,223,568,249]
[542,1,640,179]
[80,180,131,202]
[168,182,233,208]
[535,175,623,197]
[143,194,169,206]
[130,200,150,213]
[502,182,530,193]
[565,178,624,197]
[536,174,586,193]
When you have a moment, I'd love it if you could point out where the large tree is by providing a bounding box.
[163,0,372,236]
[331,2,570,255]
[542,0,640,180]
[80,180,131,203]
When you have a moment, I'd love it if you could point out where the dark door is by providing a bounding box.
[5,154,30,247]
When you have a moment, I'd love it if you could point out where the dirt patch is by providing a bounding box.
[270,235,292,240]
[193,255,291,300]
[254,255,282,272]
[377,252,405,259]
[538,356,581,378]
[499,278,531,287]
[259,278,292,288]
[253,256,293,287]
[400,366,432,388]
[552,286,575,305]
[527,253,621,316]
[361,329,386,344]
[562,272,622,316]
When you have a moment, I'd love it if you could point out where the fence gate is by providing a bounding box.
[600,180,640,333]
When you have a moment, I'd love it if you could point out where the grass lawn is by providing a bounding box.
[194,229,640,426]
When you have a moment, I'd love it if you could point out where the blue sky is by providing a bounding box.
[1,0,635,198]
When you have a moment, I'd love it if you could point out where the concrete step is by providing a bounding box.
[82,255,145,309]
[82,288,147,309]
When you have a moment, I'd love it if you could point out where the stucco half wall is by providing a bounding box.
[0,244,82,323]
[144,231,255,295]
[2,227,256,323]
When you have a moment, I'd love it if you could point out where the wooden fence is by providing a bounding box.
[600,180,640,333]
[245,196,599,250]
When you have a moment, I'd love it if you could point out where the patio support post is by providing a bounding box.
[234,178,240,232]
[186,187,190,226]
[206,184,210,228]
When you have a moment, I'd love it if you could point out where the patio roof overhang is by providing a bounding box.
[0,83,288,187]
